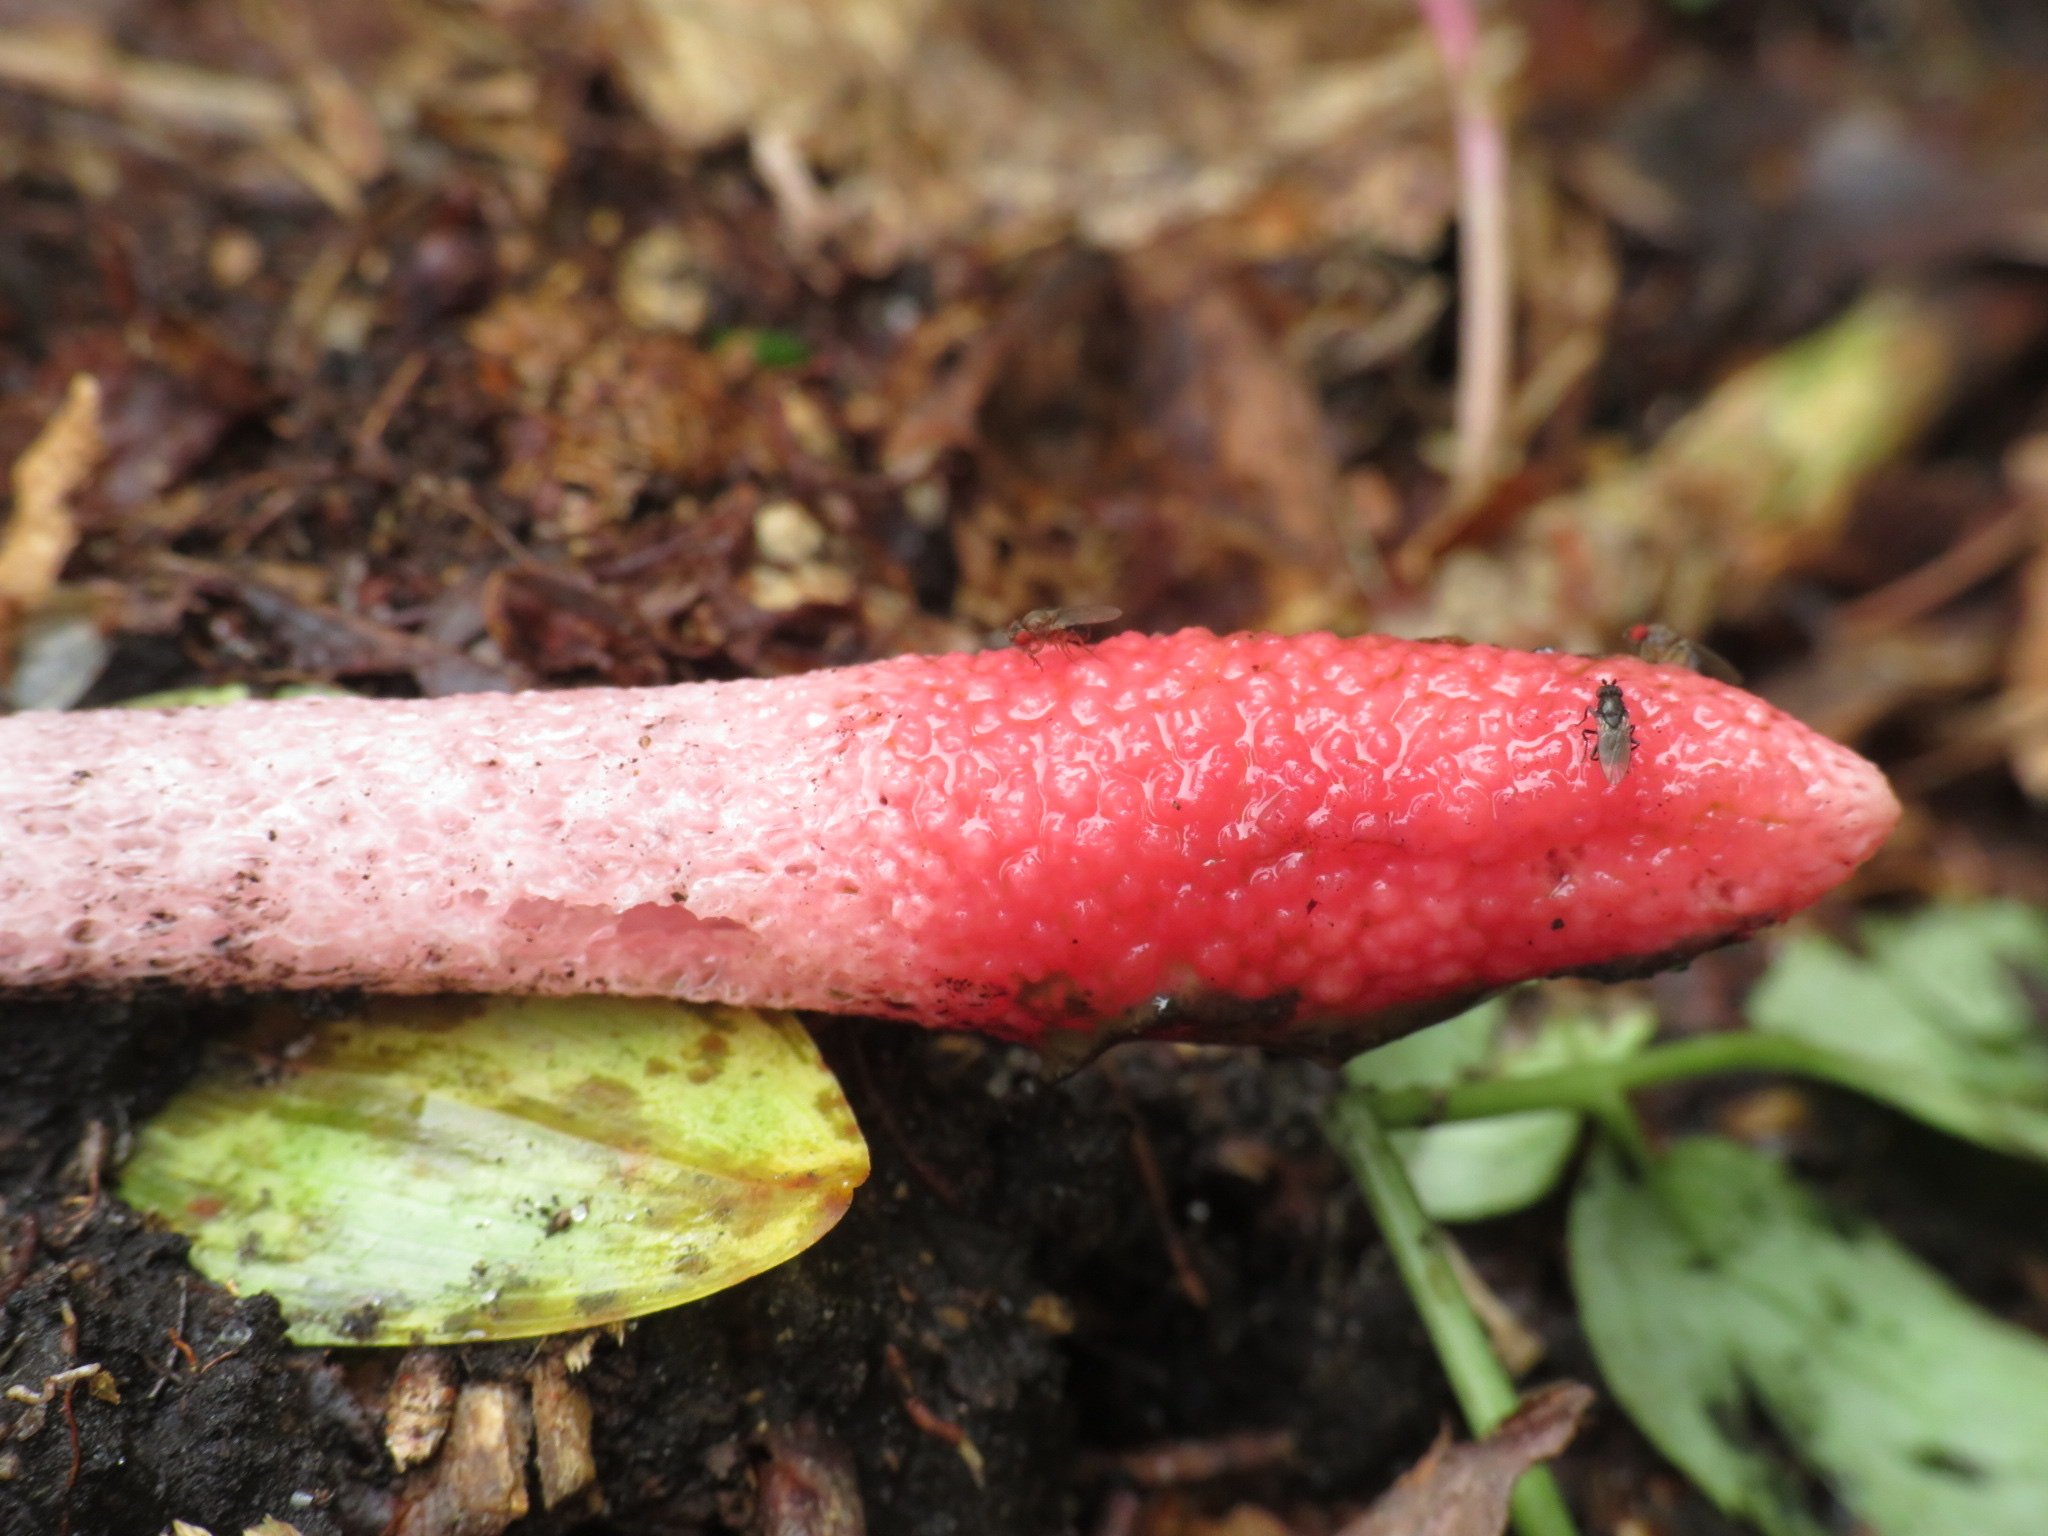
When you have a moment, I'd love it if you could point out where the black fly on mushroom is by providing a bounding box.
[1006,604,1122,661]
[1584,679,1638,786]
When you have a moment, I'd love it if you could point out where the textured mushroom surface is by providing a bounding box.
[0,630,1897,1048]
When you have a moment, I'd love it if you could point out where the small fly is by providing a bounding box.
[1583,679,1637,786]
[1007,604,1122,659]
[1627,623,1742,686]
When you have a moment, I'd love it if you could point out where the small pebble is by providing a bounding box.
[753,501,828,566]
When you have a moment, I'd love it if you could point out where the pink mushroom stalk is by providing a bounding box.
[0,630,1896,1054]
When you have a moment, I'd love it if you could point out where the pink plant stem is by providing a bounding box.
[1416,0,1512,510]
[0,631,1896,1052]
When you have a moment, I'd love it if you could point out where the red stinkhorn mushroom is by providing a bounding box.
[0,630,1896,1055]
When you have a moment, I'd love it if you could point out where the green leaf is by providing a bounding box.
[1572,1136,2048,1536]
[1748,902,2048,1160]
[117,684,258,709]
[117,682,351,710]
[1344,997,1509,1093]
[708,327,811,368]
[748,328,812,368]
[1346,996,1653,1222]
[121,996,869,1346]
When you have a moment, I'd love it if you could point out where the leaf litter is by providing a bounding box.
[1335,1382,1594,1536]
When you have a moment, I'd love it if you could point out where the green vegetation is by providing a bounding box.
[1333,901,2048,1536]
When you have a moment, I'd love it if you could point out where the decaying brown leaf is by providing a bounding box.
[1122,244,1357,621]
[1444,1239,1545,1379]
[2001,437,2048,798]
[879,266,1092,482]
[482,565,670,685]
[1091,1428,1296,1491]
[0,25,296,140]
[604,0,1469,262]
[597,0,930,150]
[1335,1381,1594,1536]
[526,1357,597,1511]
[394,1382,532,1536]
[0,373,102,616]
[468,284,741,537]
[1125,1500,1294,1536]
[913,246,1372,637]
[1765,614,2005,749]
[384,1349,458,1473]
[165,558,524,696]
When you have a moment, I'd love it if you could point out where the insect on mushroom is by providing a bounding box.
[1584,678,1638,786]
[1006,603,1122,658]
[1627,622,1743,685]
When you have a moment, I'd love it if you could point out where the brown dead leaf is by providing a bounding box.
[526,1357,596,1511]
[605,0,1463,262]
[1444,1240,1544,1379]
[31,322,266,515]
[920,247,1369,637]
[1764,613,2005,748]
[385,1349,458,1473]
[395,1382,532,1536]
[468,283,747,538]
[1096,1429,1297,1490]
[1334,1381,1594,1536]
[0,24,296,141]
[2001,436,2048,798]
[0,373,102,612]
[598,0,930,150]
[1132,1499,1294,1536]
[881,254,1117,481]
[482,565,670,685]
[169,559,525,696]
[1123,245,1355,604]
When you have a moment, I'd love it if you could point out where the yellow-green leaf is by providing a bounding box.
[121,996,868,1346]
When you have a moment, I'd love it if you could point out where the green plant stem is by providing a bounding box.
[1330,1093,1581,1536]
[1367,1031,1849,1130]
[1586,1087,1655,1172]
